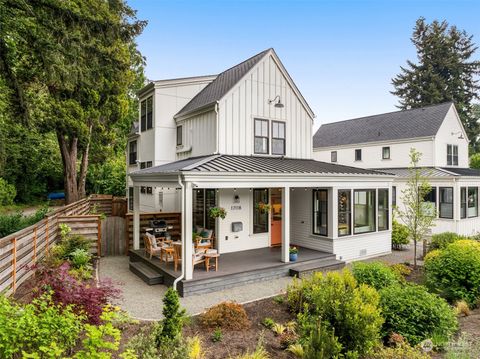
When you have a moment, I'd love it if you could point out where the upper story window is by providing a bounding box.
[447,144,458,166]
[331,151,337,163]
[272,121,286,155]
[140,161,153,169]
[140,96,153,131]
[382,146,390,160]
[355,149,362,161]
[128,141,137,165]
[176,125,183,146]
[254,119,269,154]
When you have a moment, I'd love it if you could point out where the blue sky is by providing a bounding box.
[127,0,480,130]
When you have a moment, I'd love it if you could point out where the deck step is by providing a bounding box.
[129,261,164,285]
[289,259,345,278]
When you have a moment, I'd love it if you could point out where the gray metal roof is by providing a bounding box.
[313,102,453,148]
[175,49,271,118]
[440,167,480,177]
[133,155,392,176]
[379,167,455,178]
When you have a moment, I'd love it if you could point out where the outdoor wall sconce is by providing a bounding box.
[451,131,464,139]
[268,95,284,108]
[234,194,240,203]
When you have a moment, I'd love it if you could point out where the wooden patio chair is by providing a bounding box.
[173,242,182,271]
[193,245,208,270]
[194,229,215,250]
[143,234,162,259]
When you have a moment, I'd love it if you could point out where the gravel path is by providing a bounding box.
[99,241,423,321]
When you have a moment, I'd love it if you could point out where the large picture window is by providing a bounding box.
[378,189,389,231]
[313,189,328,236]
[421,187,437,217]
[338,190,351,236]
[272,121,286,155]
[439,187,454,219]
[193,189,217,231]
[447,144,458,166]
[468,187,478,218]
[254,119,269,154]
[129,141,137,165]
[253,189,269,233]
[354,189,375,234]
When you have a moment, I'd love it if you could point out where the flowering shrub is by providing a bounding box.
[35,262,121,324]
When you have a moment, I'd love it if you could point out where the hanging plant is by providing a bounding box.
[256,202,271,214]
[209,207,227,220]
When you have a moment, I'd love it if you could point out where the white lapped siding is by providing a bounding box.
[176,110,217,160]
[313,139,435,169]
[434,107,469,168]
[218,54,313,159]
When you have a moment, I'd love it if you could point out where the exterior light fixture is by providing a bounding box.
[268,95,284,108]
[451,131,464,139]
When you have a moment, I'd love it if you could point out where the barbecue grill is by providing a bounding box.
[147,219,173,238]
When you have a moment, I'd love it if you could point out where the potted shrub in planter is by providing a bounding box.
[209,207,227,220]
[289,247,298,262]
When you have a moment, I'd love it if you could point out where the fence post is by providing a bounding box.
[97,217,102,257]
[12,237,17,292]
[33,226,37,263]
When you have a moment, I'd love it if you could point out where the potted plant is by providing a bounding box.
[256,202,271,214]
[209,207,227,220]
[289,247,298,262]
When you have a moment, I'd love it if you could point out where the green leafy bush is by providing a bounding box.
[391,220,410,249]
[0,206,48,237]
[303,320,342,359]
[424,239,480,305]
[429,232,467,250]
[70,248,92,269]
[366,343,430,359]
[0,177,16,205]
[379,284,457,346]
[0,292,83,358]
[352,262,400,290]
[200,301,250,330]
[288,270,384,358]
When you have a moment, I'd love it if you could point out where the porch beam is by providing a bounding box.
[184,181,194,280]
[282,186,290,263]
[133,186,140,250]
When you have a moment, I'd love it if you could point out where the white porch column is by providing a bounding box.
[133,186,140,250]
[184,182,194,280]
[282,186,290,263]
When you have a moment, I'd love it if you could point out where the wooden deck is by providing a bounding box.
[128,246,345,296]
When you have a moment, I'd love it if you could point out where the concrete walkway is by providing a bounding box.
[99,242,422,321]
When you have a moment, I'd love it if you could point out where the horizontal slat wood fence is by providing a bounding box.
[0,195,125,295]
[125,212,181,254]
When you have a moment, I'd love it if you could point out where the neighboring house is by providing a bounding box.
[313,102,480,235]
[127,49,395,293]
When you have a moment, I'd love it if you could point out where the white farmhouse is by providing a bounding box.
[127,49,395,295]
[313,102,480,236]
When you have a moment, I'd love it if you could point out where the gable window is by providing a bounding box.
[338,190,351,236]
[253,189,269,233]
[254,119,269,154]
[439,187,454,219]
[447,144,458,166]
[272,121,286,155]
[331,151,337,163]
[355,149,362,161]
[313,189,328,236]
[176,125,183,146]
[354,189,375,234]
[129,141,137,165]
[378,189,389,231]
[382,147,390,160]
[462,187,479,218]
[140,96,153,131]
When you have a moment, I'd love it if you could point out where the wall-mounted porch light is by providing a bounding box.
[451,131,464,139]
[268,95,284,108]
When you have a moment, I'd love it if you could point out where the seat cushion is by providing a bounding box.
[147,233,157,248]
[200,229,213,239]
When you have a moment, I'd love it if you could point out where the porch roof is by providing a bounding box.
[131,154,393,177]
[383,167,480,178]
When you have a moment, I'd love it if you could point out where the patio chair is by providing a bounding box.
[193,245,208,270]
[194,228,215,250]
[173,242,182,271]
[144,233,162,259]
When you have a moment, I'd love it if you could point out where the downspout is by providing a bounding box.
[173,174,185,290]
[214,101,219,154]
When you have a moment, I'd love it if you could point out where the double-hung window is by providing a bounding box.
[378,189,389,231]
[254,119,269,154]
[354,189,375,234]
[272,121,286,155]
[140,96,153,131]
[129,141,137,165]
[462,187,479,218]
[447,144,458,166]
[439,187,454,219]
[338,190,351,236]
[253,189,269,233]
[146,97,153,129]
[313,189,328,236]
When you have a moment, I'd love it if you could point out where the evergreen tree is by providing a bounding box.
[392,17,480,152]
[157,287,186,345]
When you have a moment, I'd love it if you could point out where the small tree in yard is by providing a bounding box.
[396,149,436,267]
[156,287,186,345]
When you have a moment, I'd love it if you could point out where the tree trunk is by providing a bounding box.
[57,132,78,204]
[77,124,92,199]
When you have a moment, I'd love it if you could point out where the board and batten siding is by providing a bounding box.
[176,110,217,160]
[217,54,313,159]
[313,138,435,169]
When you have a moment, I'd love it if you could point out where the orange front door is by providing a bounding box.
[270,189,282,246]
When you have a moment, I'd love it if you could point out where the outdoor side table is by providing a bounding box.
[204,252,219,272]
